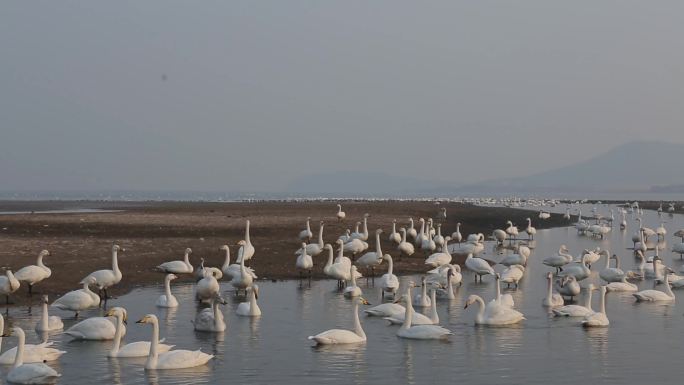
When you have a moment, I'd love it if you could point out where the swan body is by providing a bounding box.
[543,272,564,307]
[426,264,462,287]
[412,277,431,307]
[14,250,51,291]
[500,246,530,267]
[557,276,581,298]
[553,284,594,317]
[138,314,213,369]
[464,294,525,326]
[606,278,638,292]
[35,295,63,332]
[364,303,405,317]
[336,204,346,221]
[323,243,361,282]
[308,298,369,345]
[343,239,368,255]
[599,252,625,283]
[492,229,507,244]
[156,274,179,308]
[558,254,591,281]
[451,222,462,243]
[500,265,525,288]
[295,242,314,274]
[1,327,61,384]
[634,273,675,302]
[220,245,257,281]
[295,222,324,257]
[343,266,363,298]
[672,242,684,256]
[0,270,20,301]
[157,248,193,274]
[525,218,537,239]
[505,221,519,239]
[465,253,495,281]
[236,285,261,316]
[424,248,452,268]
[379,254,399,296]
[81,245,123,294]
[388,220,401,244]
[231,241,254,290]
[407,218,418,240]
[196,269,220,302]
[582,286,610,327]
[106,307,173,358]
[193,295,227,332]
[51,277,100,315]
[432,224,445,247]
[65,314,122,340]
[350,214,369,241]
[394,287,451,339]
[397,228,415,256]
[356,229,384,270]
[298,217,313,241]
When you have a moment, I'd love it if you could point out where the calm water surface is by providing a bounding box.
[1,205,683,384]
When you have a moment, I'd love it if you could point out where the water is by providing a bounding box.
[1,206,683,384]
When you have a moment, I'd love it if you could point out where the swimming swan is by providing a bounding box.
[105,307,173,358]
[34,295,63,332]
[581,286,610,327]
[193,294,227,332]
[155,274,179,308]
[138,314,214,370]
[51,277,100,317]
[236,285,261,317]
[1,327,61,384]
[464,294,525,326]
[308,297,370,345]
[394,288,451,339]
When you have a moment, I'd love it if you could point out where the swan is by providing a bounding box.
[464,294,525,326]
[675,229,684,242]
[394,288,451,339]
[438,207,447,220]
[500,265,525,288]
[525,218,537,240]
[575,210,588,233]
[414,218,426,247]
[581,286,610,327]
[636,217,656,240]
[333,241,352,265]
[500,245,530,267]
[420,227,437,252]
[412,277,431,307]
[298,217,313,241]
[156,274,179,308]
[433,224,445,247]
[407,218,418,240]
[397,228,415,256]
[424,238,452,268]
[138,314,214,369]
[633,230,648,254]
[426,264,462,287]
[35,295,63,332]
[231,241,254,293]
[492,229,507,244]
[0,269,20,304]
[0,314,66,366]
[672,242,684,258]
[365,302,405,317]
[606,277,638,292]
[295,221,324,257]
[356,229,384,275]
[465,253,495,282]
[65,311,123,340]
[558,254,591,281]
[620,210,627,230]
[193,259,222,283]
[580,248,601,267]
[196,268,220,303]
[379,254,399,297]
[343,238,368,256]
[343,266,362,298]
[557,276,581,299]
[636,250,667,279]
[633,272,675,302]
[51,277,100,316]
[157,248,193,274]
[451,222,462,243]
[539,211,551,220]
[542,272,564,307]
[295,242,314,279]
[564,207,571,220]
[350,214,369,241]
[106,307,173,357]
[238,220,256,263]
[323,244,360,287]
[220,245,257,281]
[1,327,61,384]
[308,297,370,345]
[452,233,485,256]
[14,250,51,295]
[505,220,519,239]
[338,229,352,243]
[388,220,401,244]
[553,284,595,317]
[236,285,261,317]
[599,251,625,283]
[436,269,458,300]
[427,218,436,238]
[383,285,437,325]
[336,204,346,221]
[81,244,123,299]
[193,294,227,332]
[493,273,515,307]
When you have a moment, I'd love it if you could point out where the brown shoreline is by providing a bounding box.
[0,200,573,306]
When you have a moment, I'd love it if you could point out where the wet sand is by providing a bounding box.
[0,200,571,305]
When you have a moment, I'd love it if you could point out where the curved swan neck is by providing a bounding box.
[213,299,223,329]
[245,220,251,244]
[325,247,334,269]
[112,249,120,273]
[317,224,324,246]
[401,289,414,330]
[164,276,173,298]
[37,253,46,268]
[400,229,407,242]
[146,318,160,369]
[184,251,191,265]
[13,328,25,368]
[584,288,593,310]
[409,218,414,229]
[664,276,674,298]
[387,256,393,275]
[111,313,123,355]
[375,231,382,255]
[352,301,365,339]
[221,248,231,270]
[474,296,485,322]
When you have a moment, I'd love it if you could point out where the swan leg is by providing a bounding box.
[27,283,33,296]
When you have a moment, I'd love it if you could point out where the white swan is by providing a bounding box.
[1,327,61,384]
[464,294,525,326]
[308,297,370,345]
[492,229,507,244]
[157,248,193,274]
[298,217,313,241]
[343,266,362,298]
[379,254,399,297]
[155,274,179,308]
[599,251,625,283]
[364,302,405,317]
[542,272,564,307]
[336,204,346,221]
[384,284,438,326]
[500,245,530,267]
[138,314,214,369]
[388,220,401,244]
[606,277,638,292]
[493,273,515,308]
[220,245,257,281]
[295,242,314,279]
[0,314,65,366]
[238,220,256,263]
[231,240,254,293]
[633,272,675,302]
[424,236,452,268]
[557,276,581,299]
[558,254,591,281]
[35,295,63,332]
[500,265,525,288]
[397,228,415,256]
[196,269,220,303]
[552,284,594,317]
[465,253,495,282]
[436,268,457,300]
[525,218,537,240]
[582,286,610,327]
[65,311,123,340]
[14,250,51,295]
[338,229,352,243]
[193,294,227,332]
[505,220,519,239]
[323,244,360,285]
[451,222,462,243]
[356,229,384,275]
[394,288,451,339]
[350,214,369,241]
[295,221,324,257]
[51,277,100,316]
[334,240,352,265]
[106,307,173,358]
[412,277,431,307]
[81,244,123,298]
[0,269,20,304]
[433,224,445,247]
[236,285,261,317]
[542,245,573,272]
[407,218,418,240]
[427,264,462,287]
[342,238,368,256]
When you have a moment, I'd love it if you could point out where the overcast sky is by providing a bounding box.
[2,1,683,192]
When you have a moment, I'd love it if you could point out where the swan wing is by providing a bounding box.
[156,349,213,369]
[308,329,363,344]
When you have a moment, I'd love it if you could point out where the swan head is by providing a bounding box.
[249,285,260,299]
[319,220,325,225]
[1,327,21,338]
[79,276,97,285]
[106,307,128,323]
[236,240,247,247]
[167,273,178,281]
[185,248,193,254]
[364,213,370,218]
[39,249,50,257]
[375,229,383,235]
[356,297,371,306]
[136,314,158,325]
[382,254,392,261]
[219,245,230,252]
[213,293,227,305]
[393,294,407,304]
[112,245,124,252]
[546,272,553,280]
[41,294,49,304]
[464,295,481,309]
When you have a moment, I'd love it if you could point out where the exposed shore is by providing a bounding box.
[0,200,574,305]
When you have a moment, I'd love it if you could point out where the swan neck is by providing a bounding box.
[429,290,438,323]
[221,248,231,270]
[245,221,251,243]
[111,314,123,355]
[375,232,382,255]
[352,301,365,339]
[475,297,485,322]
[112,249,120,273]
[164,276,172,298]
[317,224,324,246]
[387,256,393,275]
[584,288,593,310]
[13,329,24,368]
[37,254,46,268]
[213,299,223,329]
[599,289,606,314]
[146,319,160,369]
[401,289,414,330]
[325,248,333,269]
[41,301,49,331]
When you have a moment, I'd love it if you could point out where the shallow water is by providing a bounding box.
[1,205,683,384]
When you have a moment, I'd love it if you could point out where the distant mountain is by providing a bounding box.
[283,171,458,196]
[460,141,684,194]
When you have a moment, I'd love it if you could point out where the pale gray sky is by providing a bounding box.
[1,1,683,192]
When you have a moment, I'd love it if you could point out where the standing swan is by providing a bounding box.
[0,269,20,304]
[137,314,214,369]
[465,253,495,282]
[308,297,370,345]
[231,240,254,294]
[295,242,314,280]
[388,220,401,244]
[407,218,418,240]
[240,220,256,262]
[35,295,63,332]
[156,274,179,308]
[633,272,675,302]
[1,327,61,384]
[81,245,123,299]
[106,307,173,357]
[379,254,399,298]
[397,228,415,257]
[157,248,193,274]
[298,217,313,241]
[336,204,346,221]
[220,245,257,281]
[356,229,384,276]
[14,250,51,295]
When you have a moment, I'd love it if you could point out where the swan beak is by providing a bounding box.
[464,303,469,309]
[135,318,145,324]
